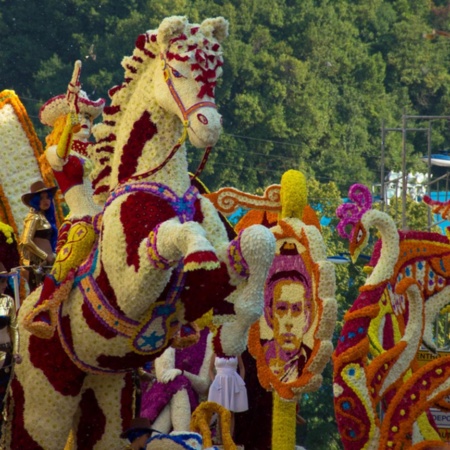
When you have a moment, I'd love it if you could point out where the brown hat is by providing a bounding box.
[21,180,58,208]
[120,417,156,439]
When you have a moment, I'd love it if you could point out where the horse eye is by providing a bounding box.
[172,69,183,78]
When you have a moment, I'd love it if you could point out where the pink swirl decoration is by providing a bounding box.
[336,184,372,239]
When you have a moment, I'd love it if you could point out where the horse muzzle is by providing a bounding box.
[187,106,223,148]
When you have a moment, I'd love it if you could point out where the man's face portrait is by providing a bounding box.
[272,281,307,352]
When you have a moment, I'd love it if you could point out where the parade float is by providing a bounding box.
[208,170,337,449]
[334,183,450,450]
[0,90,65,235]
[2,16,277,450]
[2,10,450,450]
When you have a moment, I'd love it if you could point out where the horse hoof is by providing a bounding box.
[183,251,220,272]
[24,320,55,339]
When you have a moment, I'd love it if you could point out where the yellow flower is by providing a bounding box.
[280,170,307,220]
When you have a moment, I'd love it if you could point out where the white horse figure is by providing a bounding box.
[6,16,275,450]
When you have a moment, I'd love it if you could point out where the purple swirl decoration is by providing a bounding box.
[336,184,372,240]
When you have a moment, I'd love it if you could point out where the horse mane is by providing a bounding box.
[89,31,159,204]
[89,17,225,204]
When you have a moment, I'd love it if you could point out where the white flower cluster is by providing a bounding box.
[0,96,43,234]
[363,210,399,286]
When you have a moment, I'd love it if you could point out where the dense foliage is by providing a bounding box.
[1,1,450,448]
[2,0,450,193]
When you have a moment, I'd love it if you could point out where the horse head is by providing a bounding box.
[153,16,228,148]
[92,16,229,195]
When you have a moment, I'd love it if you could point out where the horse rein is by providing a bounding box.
[161,53,216,181]
[119,54,216,185]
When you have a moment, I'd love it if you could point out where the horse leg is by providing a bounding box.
[214,225,275,355]
[150,218,220,271]
[9,358,82,450]
[8,291,84,450]
[72,372,134,450]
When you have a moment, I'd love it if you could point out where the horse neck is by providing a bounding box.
[109,70,191,196]
[364,209,399,286]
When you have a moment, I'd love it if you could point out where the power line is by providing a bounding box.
[224,133,303,149]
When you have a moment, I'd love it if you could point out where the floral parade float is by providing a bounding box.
[0,90,64,236]
[4,16,276,450]
[208,170,337,450]
[334,183,450,450]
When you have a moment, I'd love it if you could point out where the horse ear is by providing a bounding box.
[157,15,188,49]
[200,17,229,42]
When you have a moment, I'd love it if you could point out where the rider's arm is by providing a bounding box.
[20,214,48,262]
[56,112,80,161]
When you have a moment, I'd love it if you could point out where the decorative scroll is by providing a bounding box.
[205,184,281,214]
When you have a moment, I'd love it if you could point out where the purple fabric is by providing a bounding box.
[140,375,198,422]
[175,328,208,375]
[140,329,209,421]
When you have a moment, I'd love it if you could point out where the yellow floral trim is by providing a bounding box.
[170,322,200,349]
[190,401,236,450]
[0,222,14,245]
[416,411,441,442]
[76,274,138,338]
[148,230,173,270]
[0,171,19,236]
[194,309,215,331]
[23,275,75,339]
[0,90,43,171]
[51,221,96,282]
[368,290,402,357]
[63,429,75,450]
[183,259,220,272]
[272,392,296,450]
[0,90,64,229]
[45,114,67,148]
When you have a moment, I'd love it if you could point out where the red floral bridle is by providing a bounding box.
[123,53,217,185]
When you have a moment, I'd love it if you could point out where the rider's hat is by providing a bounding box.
[39,90,105,127]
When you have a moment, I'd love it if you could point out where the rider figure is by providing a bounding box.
[24,62,105,339]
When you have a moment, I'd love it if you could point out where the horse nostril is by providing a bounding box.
[197,113,208,125]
